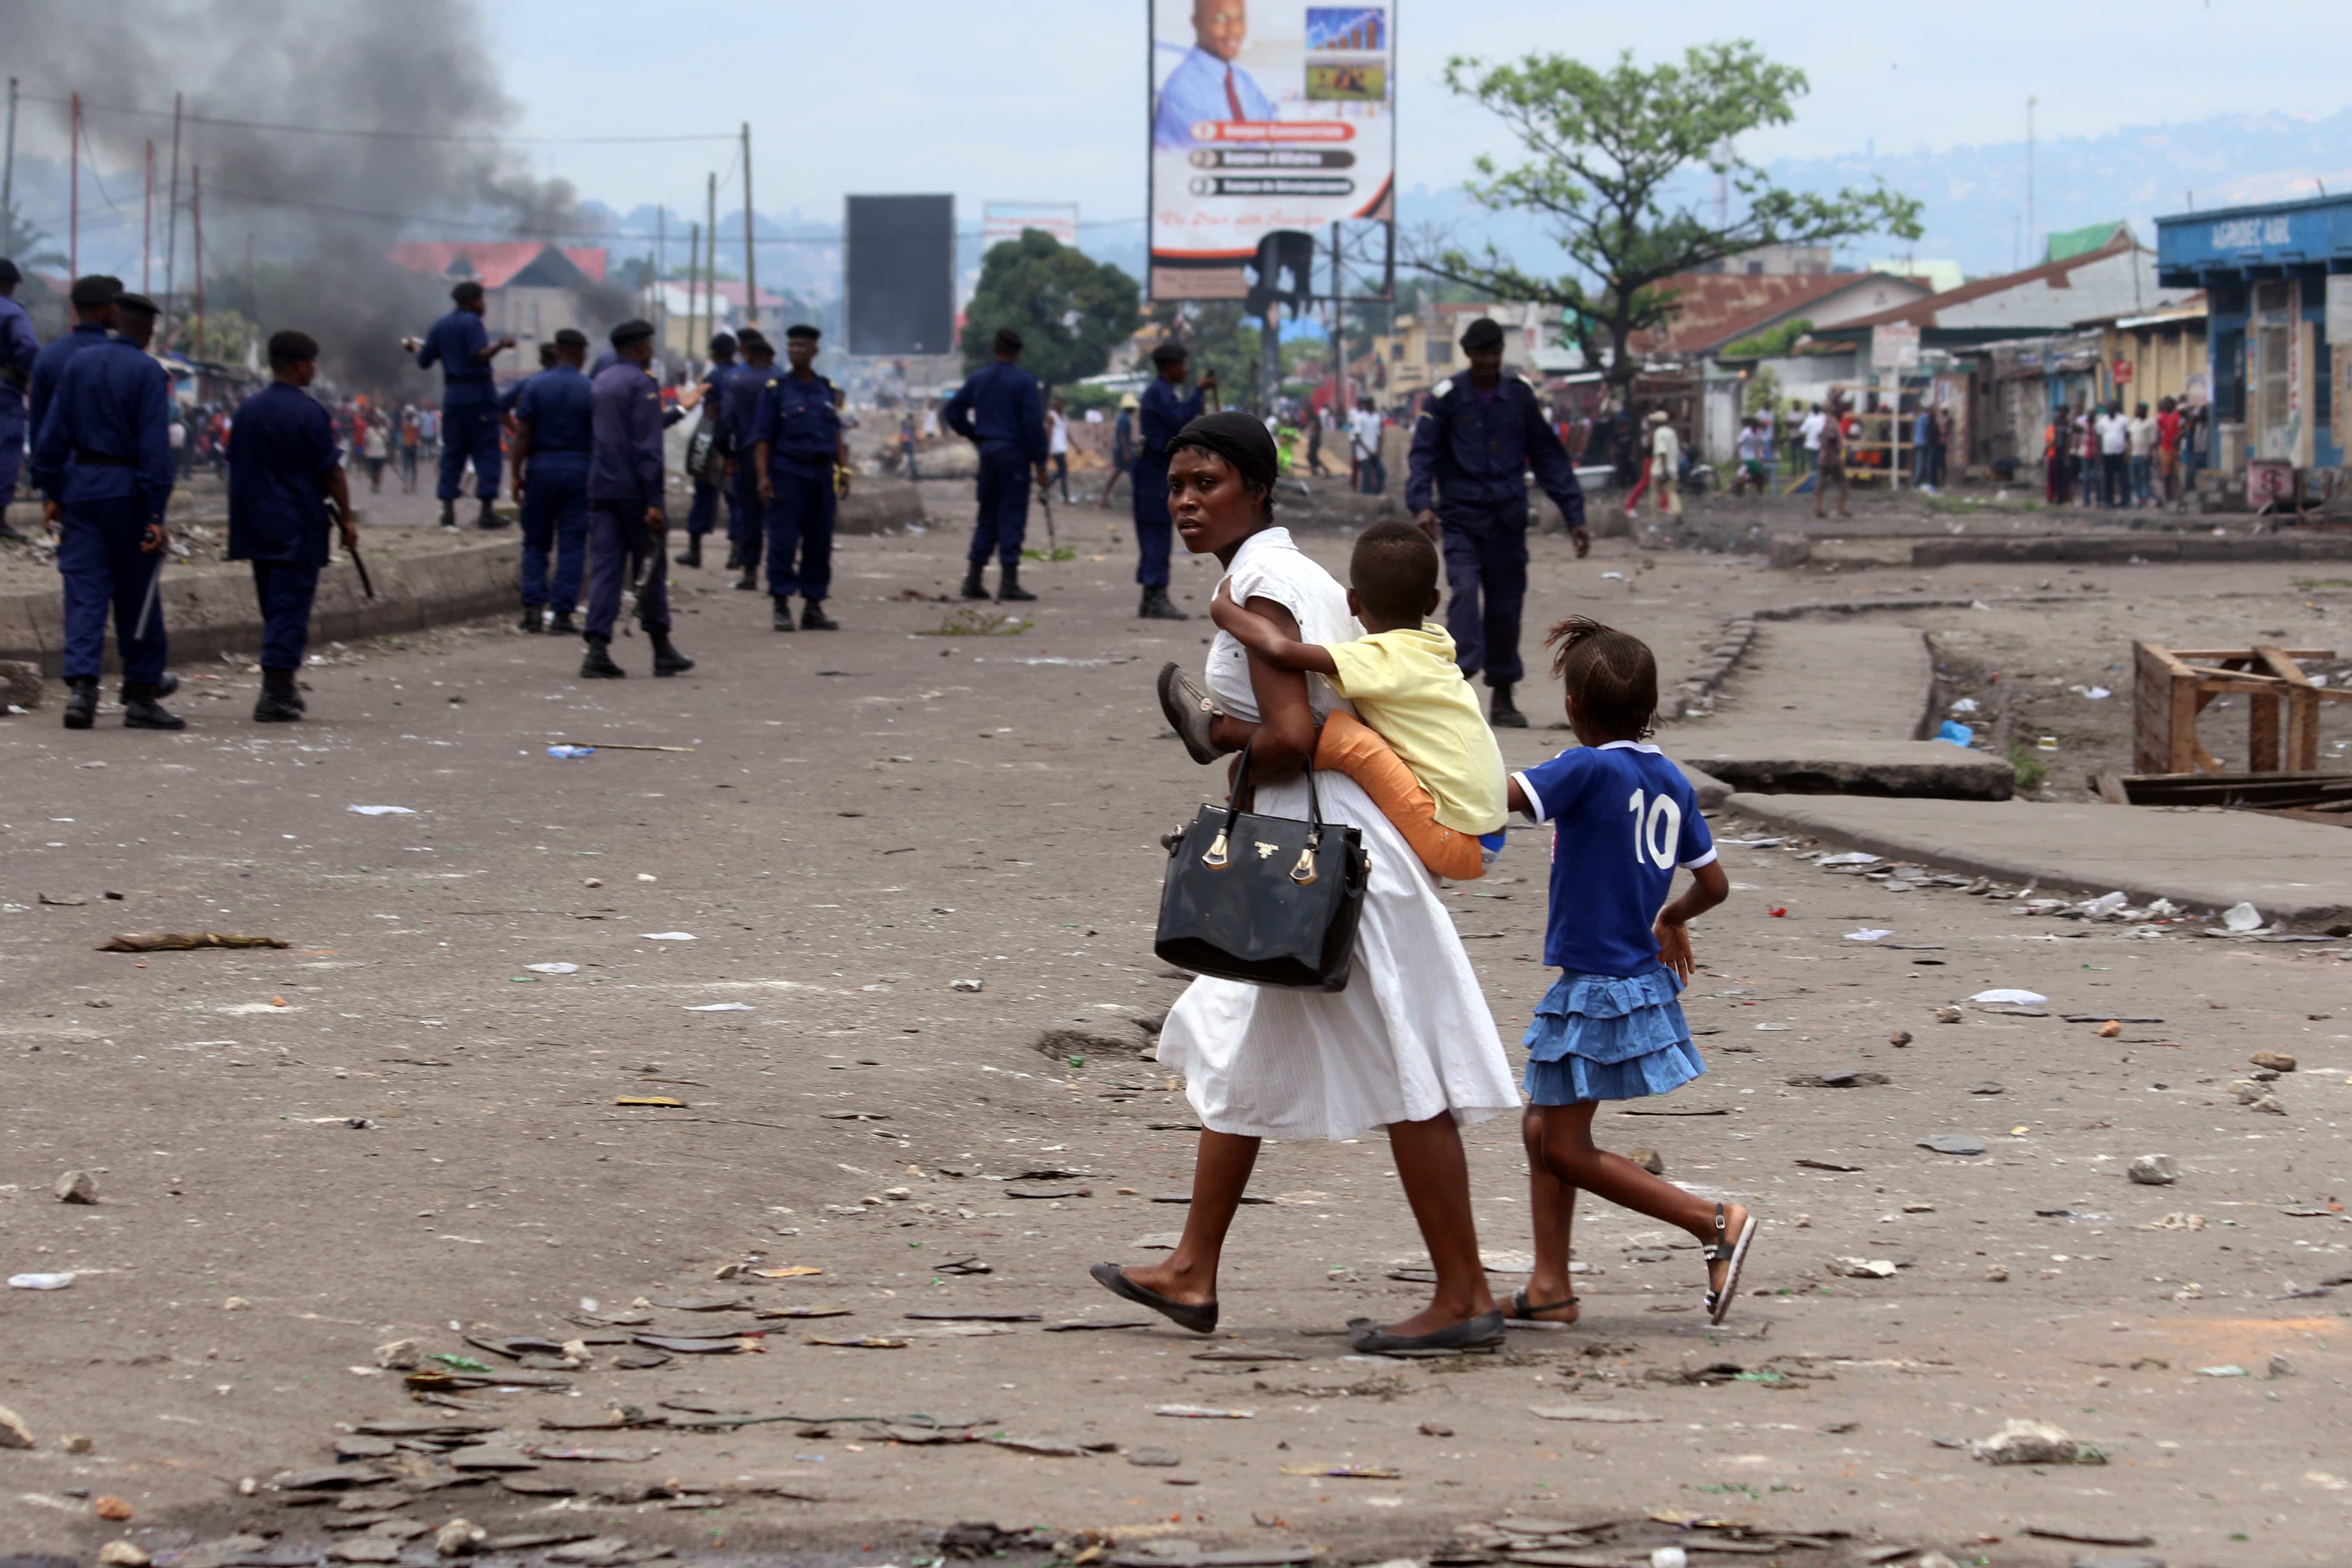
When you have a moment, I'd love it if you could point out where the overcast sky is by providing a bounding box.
[481,0,2352,224]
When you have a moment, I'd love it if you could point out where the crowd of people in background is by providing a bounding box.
[2044,396,2202,508]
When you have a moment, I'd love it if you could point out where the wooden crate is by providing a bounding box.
[2131,641,2345,775]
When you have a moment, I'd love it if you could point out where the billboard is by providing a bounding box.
[984,202,1081,249]
[1148,1,1396,301]
[845,195,956,357]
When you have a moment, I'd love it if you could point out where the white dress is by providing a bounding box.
[1156,527,1522,1140]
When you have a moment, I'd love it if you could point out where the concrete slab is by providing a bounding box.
[1678,738,2014,800]
[1666,620,1937,747]
[1722,792,2352,930]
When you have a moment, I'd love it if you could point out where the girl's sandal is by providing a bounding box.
[1703,1203,1760,1326]
[1507,1286,1581,1325]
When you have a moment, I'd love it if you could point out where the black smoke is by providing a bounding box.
[0,0,628,395]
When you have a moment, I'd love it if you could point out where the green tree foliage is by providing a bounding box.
[1723,317,1812,360]
[960,229,1140,389]
[1424,43,1924,389]
[1740,364,1782,416]
[185,309,257,365]
[1,200,67,270]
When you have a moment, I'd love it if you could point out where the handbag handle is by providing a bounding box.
[1200,726,1326,871]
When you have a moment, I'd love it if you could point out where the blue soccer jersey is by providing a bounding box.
[1513,741,1717,977]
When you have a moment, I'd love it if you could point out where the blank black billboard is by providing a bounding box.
[846,195,955,356]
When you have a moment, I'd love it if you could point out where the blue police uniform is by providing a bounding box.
[584,361,674,641]
[943,359,1046,567]
[683,359,732,543]
[413,306,501,504]
[1406,375,1584,689]
[27,323,112,479]
[30,338,175,685]
[226,382,340,672]
[513,363,594,616]
[1131,376,1204,589]
[721,359,772,573]
[754,369,842,604]
[497,372,536,416]
[0,292,38,511]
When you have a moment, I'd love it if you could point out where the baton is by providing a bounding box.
[132,534,165,643]
[1037,484,1056,553]
[329,501,375,598]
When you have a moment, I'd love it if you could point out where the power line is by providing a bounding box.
[24,91,735,146]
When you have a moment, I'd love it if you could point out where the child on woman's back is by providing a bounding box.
[1504,617,1758,1327]
[1169,520,1506,881]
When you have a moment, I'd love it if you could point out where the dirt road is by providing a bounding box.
[3,499,2348,1568]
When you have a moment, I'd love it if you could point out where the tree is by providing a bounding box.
[959,229,1140,389]
[1421,43,1924,390]
[1,200,68,271]
[1723,317,1812,360]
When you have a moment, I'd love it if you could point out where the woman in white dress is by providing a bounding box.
[1090,412,1522,1353]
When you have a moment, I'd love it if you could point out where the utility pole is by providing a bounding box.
[2025,95,2037,264]
[740,122,757,327]
[164,93,183,334]
[685,221,701,367]
[192,165,204,356]
[705,172,718,335]
[68,92,80,279]
[1329,222,1346,423]
[655,205,667,361]
[142,141,154,294]
[3,77,18,226]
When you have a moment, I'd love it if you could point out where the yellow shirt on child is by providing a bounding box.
[1324,624,1508,835]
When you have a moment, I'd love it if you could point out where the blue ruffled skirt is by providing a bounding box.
[1520,968,1706,1105]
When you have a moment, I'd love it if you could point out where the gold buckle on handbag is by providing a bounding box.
[1289,846,1318,886]
[1202,831,1230,869]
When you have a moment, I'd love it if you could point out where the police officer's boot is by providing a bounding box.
[800,599,839,631]
[1138,587,1189,621]
[518,601,544,634]
[772,596,796,633]
[674,535,702,569]
[477,498,506,530]
[439,499,458,531]
[61,676,98,730]
[960,562,990,600]
[650,635,695,677]
[122,681,187,731]
[995,563,1037,603]
[1488,683,1528,729]
[547,608,579,636]
[580,635,626,679]
[254,668,304,723]
[734,568,760,591]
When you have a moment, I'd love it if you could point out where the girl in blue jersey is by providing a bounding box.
[1503,618,1758,1326]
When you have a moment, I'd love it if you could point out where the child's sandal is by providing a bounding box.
[1507,1287,1580,1323]
[1702,1202,1760,1326]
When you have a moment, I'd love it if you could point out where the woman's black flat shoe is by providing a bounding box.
[1090,1261,1218,1334]
[1346,1309,1507,1356]
[1156,662,1225,766]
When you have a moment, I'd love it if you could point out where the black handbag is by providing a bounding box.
[1154,740,1370,991]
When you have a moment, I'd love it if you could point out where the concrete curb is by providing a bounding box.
[1716,792,2352,931]
[0,538,524,677]
[1770,530,2352,568]
[1666,614,1756,721]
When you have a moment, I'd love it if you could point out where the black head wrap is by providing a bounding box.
[1167,410,1279,499]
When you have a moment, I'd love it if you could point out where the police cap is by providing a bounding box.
[553,328,589,349]
[0,258,20,286]
[709,331,737,354]
[736,328,770,352]
[267,329,319,362]
[113,291,161,318]
[1150,341,1189,367]
[609,318,655,348]
[1458,316,1504,352]
[785,323,821,342]
[451,280,486,306]
[994,326,1023,355]
[68,274,122,307]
